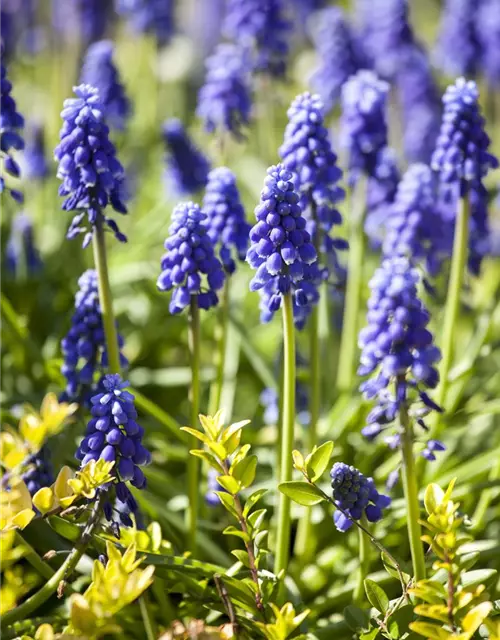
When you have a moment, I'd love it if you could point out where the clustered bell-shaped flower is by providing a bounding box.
[246,165,321,328]
[162,119,211,197]
[81,40,132,131]
[197,44,252,141]
[54,84,128,247]
[396,47,441,164]
[384,164,447,277]
[5,212,43,279]
[340,70,389,185]
[1,59,24,203]
[330,462,391,532]
[308,7,366,112]
[76,374,151,529]
[202,167,250,275]
[115,0,174,48]
[431,78,498,195]
[365,147,401,249]
[61,270,128,404]
[477,0,500,87]
[223,0,292,77]
[24,122,49,181]
[358,257,444,456]
[434,0,481,77]
[279,92,346,280]
[21,447,54,497]
[157,202,226,314]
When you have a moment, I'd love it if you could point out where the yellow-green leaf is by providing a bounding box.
[305,441,334,482]
[278,481,325,506]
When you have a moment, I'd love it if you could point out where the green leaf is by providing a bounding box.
[232,455,257,490]
[217,475,240,494]
[243,489,268,517]
[424,483,444,515]
[360,629,380,640]
[189,449,224,471]
[247,508,267,531]
[231,549,251,568]
[223,525,250,543]
[409,621,452,640]
[278,481,325,506]
[462,568,497,588]
[458,551,480,571]
[216,491,239,517]
[306,441,334,482]
[388,605,414,638]
[461,602,492,635]
[381,552,410,584]
[364,579,389,613]
[343,605,370,631]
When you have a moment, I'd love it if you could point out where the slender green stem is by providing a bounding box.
[432,195,470,437]
[337,178,368,393]
[471,456,500,533]
[354,515,371,605]
[209,279,230,416]
[274,293,296,577]
[139,594,156,640]
[16,532,59,581]
[399,397,426,582]
[187,297,201,553]
[3,495,104,627]
[92,216,121,374]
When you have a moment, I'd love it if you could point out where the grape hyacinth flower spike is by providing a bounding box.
[197,43,252,141]
[162,119,210,197]
[81,40,132,131]
[364,147,401,249]
[157,201,225,551]
[75,374,151,531]
[247,164,320,575]
[359,256,443,581]
[54,84,127,247]
[5,212,43,279]
[431,78,498,435]
[1,58,25,203]
[223,0,292,78]
[434,0,481,77]
[115,0,174,49]
[61,269,128,405]
[21,447,54,497]
[337,69,389,394]
[24,121,49,181]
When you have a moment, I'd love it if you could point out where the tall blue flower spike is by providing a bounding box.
[202,167,250,275]
[330,462,391,532]
[76,374,151,530]
[5,212,43,278]
[279,92,346,281]
[223,0,292,77]
[358,257,445,458]
[81,40,132,131]
[1,58,25,203]
[365,147,401,249]
[477,0,500,87]
[54,84,128,247]
[383,164,447,277]
[24,121,49,181]
[197,43,252,141]
[308,7,366,112]
[246,165,322,329]
[434,0,481,77]
[21,447,54,497]
[340,70,389,187]
[157,202,226,314]
[61,270,128,405]
[162,119,211,197]
[115,0,174,48]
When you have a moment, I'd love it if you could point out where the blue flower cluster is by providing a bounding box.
[22,447,54,497]
[5,212,43,278]
[358,257,444,450]
[206,467,224,507]
[260,384,310,427]
[246,165,321,328]
[197,43,252,141]
[157,202,226,314]
[279,92,346,279]
[365,0,415,80]
[76,374,151,529]
[340,70,389,185]
[431,78,498,195]
[115,0,174,48]
[308,7,365,112]
[202,167,250,275]
[396,47,441,164]
[24,121,49,181]
[477,0,500,87]
[330,462,391,532]
[61,270,128,404]
[434,0,481,77]
[162,119,210,197]
[365,147,401,249]
[55,84,127,247]
[81,40,131,131]
[223,0,292,77]
[384,164,447,277]
[1,60,24,203]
